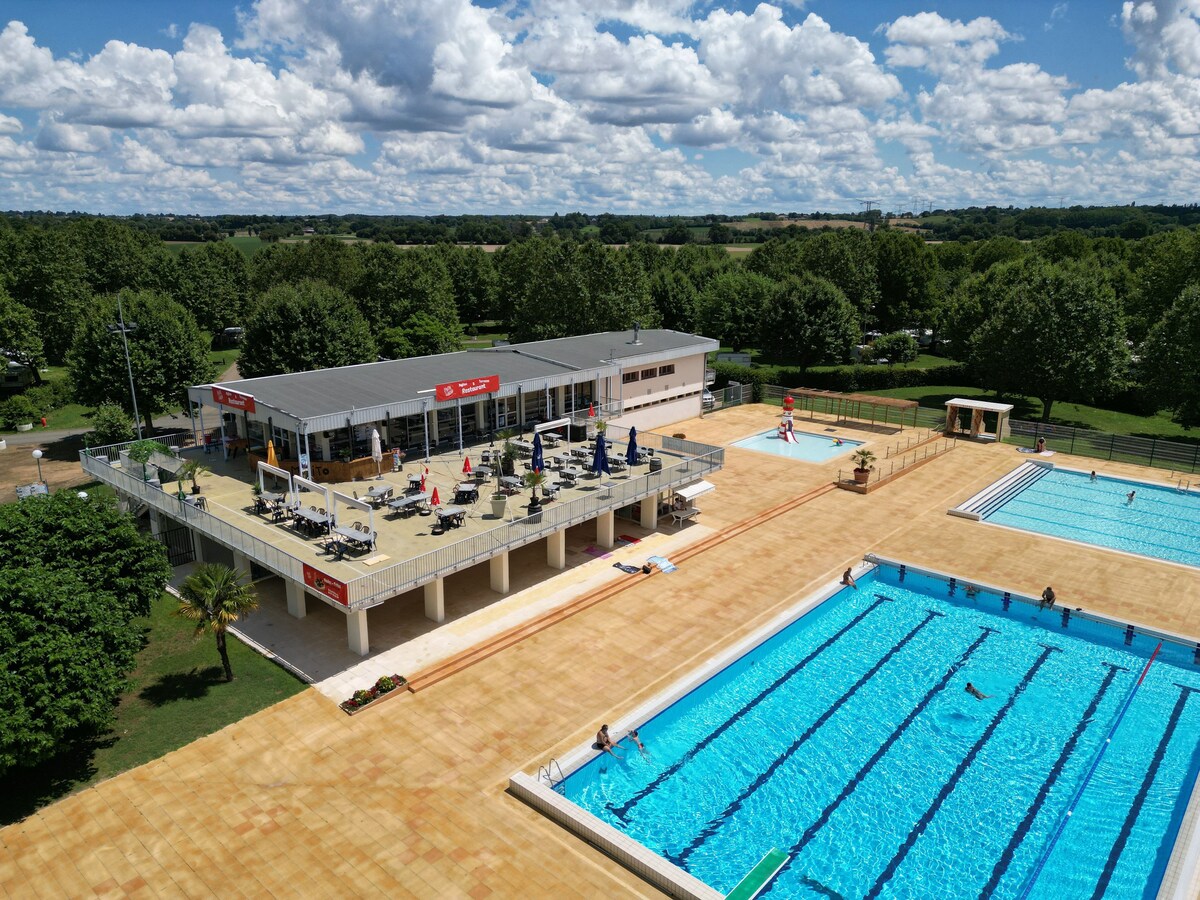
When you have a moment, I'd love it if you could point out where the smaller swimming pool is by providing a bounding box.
[733,428,862,463]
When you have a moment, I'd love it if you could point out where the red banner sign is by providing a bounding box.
[303,564,348,606]
[212,386,257,413]
[434,375,500,401]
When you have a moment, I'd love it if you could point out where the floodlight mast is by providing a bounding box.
[106,294,143,440]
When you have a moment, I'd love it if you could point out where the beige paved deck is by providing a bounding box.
[4,405,1200,898]
[153,432,701,588]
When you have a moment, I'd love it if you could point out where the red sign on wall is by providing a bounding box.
[212,386,257,413]
[434,375,500,401]
[303,564,348,606]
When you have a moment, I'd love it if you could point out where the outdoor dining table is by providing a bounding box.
[436,506,467,528]
[541,432,562,447]
[407,474,423,491]
[366,484,394,504]
[474,465,492,480]
[387,491,429,516]
[569,447,591,459]
[499,475,523,494]
[293,506,332,535]
[331,524,376,550]
[512,440,534,456]
[560,465,584,483]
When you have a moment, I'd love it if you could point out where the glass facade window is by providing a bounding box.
[659,364,675,376]
[641,368,657,380]
[622,371,639,384]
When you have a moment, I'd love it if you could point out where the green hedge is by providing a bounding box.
[710,360,977,400]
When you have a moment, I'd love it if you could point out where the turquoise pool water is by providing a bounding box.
[985,468,1200,568]
[560,566,1200,899]
[733,428,862,462]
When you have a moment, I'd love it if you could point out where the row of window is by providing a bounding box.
[622,364,675,385]
[623,388,701,414]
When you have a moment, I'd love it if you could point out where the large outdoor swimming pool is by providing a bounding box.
[555,564,1200,898]
[982,467,1200,569]
[732,428,862,462]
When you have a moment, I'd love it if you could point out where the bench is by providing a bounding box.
[670,507,699,526]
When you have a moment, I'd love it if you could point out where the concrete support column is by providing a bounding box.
[490,551,510,594]
[640,495,659,530]
[285,579,307,619]
[148,508,163,537]
[192,530,205,562]
[596,510,615,549]
[231,549,252,579]
[424,578,445,623]
[347,608,369,656]
[546,529,566,570]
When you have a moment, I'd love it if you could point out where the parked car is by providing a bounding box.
[702,390,715,410]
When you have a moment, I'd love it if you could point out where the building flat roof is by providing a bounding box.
[193,329,716,428]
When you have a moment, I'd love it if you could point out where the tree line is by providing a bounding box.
[1,219,1199,431]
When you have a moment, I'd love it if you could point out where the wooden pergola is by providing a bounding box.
[785,388,920,430]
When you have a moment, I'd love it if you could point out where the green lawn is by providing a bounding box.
[163,234,266,257]
[865,385,1199,443]
[0,591,304,825]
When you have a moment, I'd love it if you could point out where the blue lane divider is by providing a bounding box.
[1013,642,1162,900]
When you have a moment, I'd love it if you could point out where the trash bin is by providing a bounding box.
[649,457,663,473]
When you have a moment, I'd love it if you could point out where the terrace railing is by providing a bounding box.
[82,428,724,612]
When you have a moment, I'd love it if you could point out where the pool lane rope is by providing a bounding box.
[1014,641,1162,900]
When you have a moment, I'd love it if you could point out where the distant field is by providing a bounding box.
[164,234,266,257]
[726,218,926,233]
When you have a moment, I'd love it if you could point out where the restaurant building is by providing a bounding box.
[80,329,724,655]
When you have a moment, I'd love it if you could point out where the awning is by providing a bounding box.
[675,480,716,502]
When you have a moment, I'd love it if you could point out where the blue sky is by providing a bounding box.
[0,0,1197,215]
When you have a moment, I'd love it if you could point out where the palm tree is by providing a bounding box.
[175,563,259,682]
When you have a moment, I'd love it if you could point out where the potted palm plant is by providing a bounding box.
[179,459,210,494]
[851,448,876,485]
[496,427,519,477]
[524,469,547,519]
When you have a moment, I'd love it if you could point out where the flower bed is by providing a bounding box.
[339,674,408,714]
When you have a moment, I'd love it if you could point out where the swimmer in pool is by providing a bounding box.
[965,682,990,701]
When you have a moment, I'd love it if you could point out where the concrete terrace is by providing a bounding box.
[4,405,1200,898]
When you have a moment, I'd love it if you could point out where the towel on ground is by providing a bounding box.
[617,534,642,545]
[584,545,613,559]
[647,555,677,573]
[613,562,642,574]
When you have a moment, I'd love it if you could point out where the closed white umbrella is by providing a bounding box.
[371,428,383,479]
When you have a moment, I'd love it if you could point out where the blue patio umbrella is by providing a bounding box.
[592,432,610,477]
[625,426,639,468]
[531,432,544,473]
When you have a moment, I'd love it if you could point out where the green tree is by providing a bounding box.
[239,281,375,378]
[866,330,919,367]
[971,236,1027,273]
[696,270,775,351]
[353,244,460,332]
[1127,228,1200,343]
[175,563,260,682]
[970,258,1129,421]
[427,244,497,325]
[758,274,859,368]
[67,218,171,295]
[9,228,92,364]
[708,223,733,245]
[249,236,363,295]
[0,491,169,774]
[0,288,45,382]
[1143,284,1200,427]
[89,402,136,445]
[172,241,250,332]
[69,291,213,434]
[649,269,698,332]
[873,230,938,332]
[799,230,881,319]
[744,238,806,282]
[378,313,463,358]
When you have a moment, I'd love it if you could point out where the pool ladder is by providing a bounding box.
[538,758,566,791]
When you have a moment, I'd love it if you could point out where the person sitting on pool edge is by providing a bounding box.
[1041,586,1056,607]
[594,724,623,758]
[1035,436,1046,452]
[965,682,990,700]
[842,568,857,589]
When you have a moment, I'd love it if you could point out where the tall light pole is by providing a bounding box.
[32,448,43,485]
[107,294,143,440]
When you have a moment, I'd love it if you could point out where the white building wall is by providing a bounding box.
[611,352,708,432]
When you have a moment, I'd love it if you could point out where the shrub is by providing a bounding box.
[0,394,35,429]
[708,359,977,397]
[90,402,136,445]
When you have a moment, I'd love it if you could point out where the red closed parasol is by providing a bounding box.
[430,487,440,506]
[462,455,472,475]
